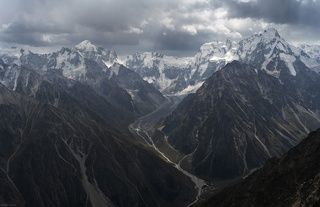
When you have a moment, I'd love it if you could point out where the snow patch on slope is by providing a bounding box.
[280,53,297,76]
[108,63,121,79]
[176,81,204,96]
[102,60,113,68]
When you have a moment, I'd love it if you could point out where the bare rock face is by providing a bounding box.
[200,128,320,207]
[163,60,320,181]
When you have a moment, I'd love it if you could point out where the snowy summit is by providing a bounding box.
[75,40,98,52]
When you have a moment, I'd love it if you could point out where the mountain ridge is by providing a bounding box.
[198,128,320,207]
[162,60,320,180]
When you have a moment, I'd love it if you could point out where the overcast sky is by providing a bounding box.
[0,0,319,56]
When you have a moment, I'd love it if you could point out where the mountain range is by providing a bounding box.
[1,40,166,118]
[2,28,320,98]
[1,28,320,207]
[123,28,320,95]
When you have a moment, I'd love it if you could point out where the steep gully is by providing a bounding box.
[129,96,209,207]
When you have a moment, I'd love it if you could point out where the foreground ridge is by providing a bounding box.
[200,128,320,207]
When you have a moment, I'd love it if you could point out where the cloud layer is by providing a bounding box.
[0,0,319,55]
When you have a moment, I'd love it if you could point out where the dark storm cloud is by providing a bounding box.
[154,29,211,51]
[0,0,220,54]
[0,0,320,54]
[219,0,320,26]
[0,0,191,50]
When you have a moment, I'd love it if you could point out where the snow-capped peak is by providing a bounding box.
[237,28,299,76]
[191,39,239,77]
[75,40,98,52]
[261,28,280,39]
[238,28,285,57]
[72,41,120,69]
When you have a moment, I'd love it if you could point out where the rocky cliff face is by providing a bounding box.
[163,61,320,180]
[199,128,320,207]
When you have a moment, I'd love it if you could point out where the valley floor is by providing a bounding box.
[129,95,213,207]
